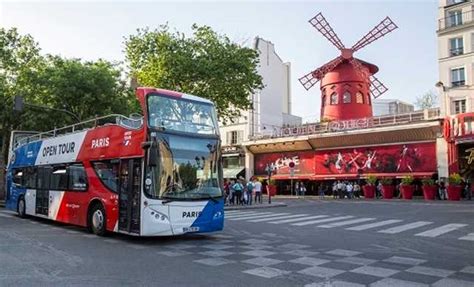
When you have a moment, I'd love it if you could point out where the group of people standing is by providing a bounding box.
[224,177,270,206]
[329,181,362,199]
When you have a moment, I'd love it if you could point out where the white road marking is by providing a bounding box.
[292,216,354,226]
[0,213,13,218]
[228,213,290,221]
[247,214,309,223]
[318,218,376,228]
[346,219,403,231]
[459,233,474,241]
[225,212,273,219]
[378,221,433,234]
[415,224,468,237]
[269,215,329,224]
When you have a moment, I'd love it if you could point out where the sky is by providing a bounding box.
[0,0,439,123]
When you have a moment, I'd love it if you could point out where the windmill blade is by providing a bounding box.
[351,17,398,52]
[299,70,321,91]
[309,12,345,50]
[299,56,344,91]
[369,75,388,98]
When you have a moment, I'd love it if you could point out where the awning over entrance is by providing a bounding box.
[311,172,435,180]
[223,167,245,179]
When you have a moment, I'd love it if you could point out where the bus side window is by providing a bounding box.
[50,166,68,190]
[24,167,37,189]
[13,168,24,186]
[92,161,119,193]
[68,164,88,191]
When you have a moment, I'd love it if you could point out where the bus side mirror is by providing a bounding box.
[142,140,158,167]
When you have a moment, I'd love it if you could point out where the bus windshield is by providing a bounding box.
[147,94,218,135]
[144,135,222,200]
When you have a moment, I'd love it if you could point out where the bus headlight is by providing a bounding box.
[149,208,169,223]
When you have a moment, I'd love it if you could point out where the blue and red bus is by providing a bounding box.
[5,87,224,236]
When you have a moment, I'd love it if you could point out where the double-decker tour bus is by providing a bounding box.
[5,87,224,236]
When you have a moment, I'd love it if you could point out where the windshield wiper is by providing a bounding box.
[196,193,219,203]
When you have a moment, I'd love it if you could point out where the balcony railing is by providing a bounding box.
[439,10,473,31]
[248,108,441,141]
[450,47,464,56]
[452,80,466,87]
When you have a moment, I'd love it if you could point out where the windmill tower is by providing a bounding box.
[299,13,398,121]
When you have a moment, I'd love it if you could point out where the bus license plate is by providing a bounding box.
[183,227,199,233]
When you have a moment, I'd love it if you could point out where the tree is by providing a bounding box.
[124,24,264,123]
[19,56,137,132]
[0,28,42,198]
[415,90,439,110]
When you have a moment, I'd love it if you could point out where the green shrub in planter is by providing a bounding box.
[366,174,377,185]
[380,178,393,185]
[448,173,462,185]
[401,175,414,185]
[421,178,435,186]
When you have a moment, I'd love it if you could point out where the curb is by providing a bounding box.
[224,202,287,211]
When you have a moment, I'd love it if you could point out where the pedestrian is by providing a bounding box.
[262,180,268,203]
[253,178,262,204]
[439,181,447,200]
[224,180,230,205]
[229,179,235,205]
[232,179,244,205]
[295,181,300,196]
[353,183,361,199]
[318,184,325,199]
[300,182,306,197]
[376,181,383,199]
[332,182,338,199]
[346,182,353,199]
[246,178,254,205]
[336,181,343,199]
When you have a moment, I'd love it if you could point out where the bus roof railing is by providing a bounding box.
[15,114,143,149]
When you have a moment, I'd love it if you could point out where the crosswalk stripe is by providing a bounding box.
[459,233,474,241]
[415,224,468,237]
[0,213,12,218]
[346,219,403,231]
[225,212,273,219]
[378,221,433,234]
[292,216,354,226]
[247,214,309,223]
[269,215,329,224]
[318,218,376,228]
[228,213,289,221]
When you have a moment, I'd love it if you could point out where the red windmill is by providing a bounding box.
[299,13,398,121]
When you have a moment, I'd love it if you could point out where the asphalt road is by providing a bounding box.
[1,199,474,287]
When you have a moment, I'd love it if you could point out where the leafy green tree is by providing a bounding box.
[124,24,264,123]
[0,28,42,197]
[19,56,137,132]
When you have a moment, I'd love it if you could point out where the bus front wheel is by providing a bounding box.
[18,197,26,218]
[88,203,107,236]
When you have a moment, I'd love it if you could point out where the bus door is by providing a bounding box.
[36,166,51,216]
[118,158,141,234]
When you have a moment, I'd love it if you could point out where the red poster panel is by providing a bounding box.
[315,142,437,175]
[254,151,315,176]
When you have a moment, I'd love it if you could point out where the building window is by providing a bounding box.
[330,92,338,105]
[343,91,351,103]
[366,94,371,105]
[356,92,364,104]
[322,94,326,107]
[451,67,465,87]
[450,37,463,56]
[447,0,466,6]
[227,130,243,145]
[448,10,463,27]
[454,99,466,114]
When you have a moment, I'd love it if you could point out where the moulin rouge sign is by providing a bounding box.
[328,118,372,132]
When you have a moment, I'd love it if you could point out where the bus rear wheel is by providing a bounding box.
[88,203,107,236]
[18,197,26,218]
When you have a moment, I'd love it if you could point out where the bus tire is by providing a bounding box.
[17,197,26,218]
[88,202,107,236]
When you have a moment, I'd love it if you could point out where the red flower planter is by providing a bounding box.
[447,185,461,201]
[422,185,437,200]
[381,185,394,199]
[400,185,414,200]
[362,185,375,199]
[267,185,277,196]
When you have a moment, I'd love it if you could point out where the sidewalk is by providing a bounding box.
[224,201,287,210]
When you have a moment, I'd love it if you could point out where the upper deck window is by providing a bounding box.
[147,94,218,135]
